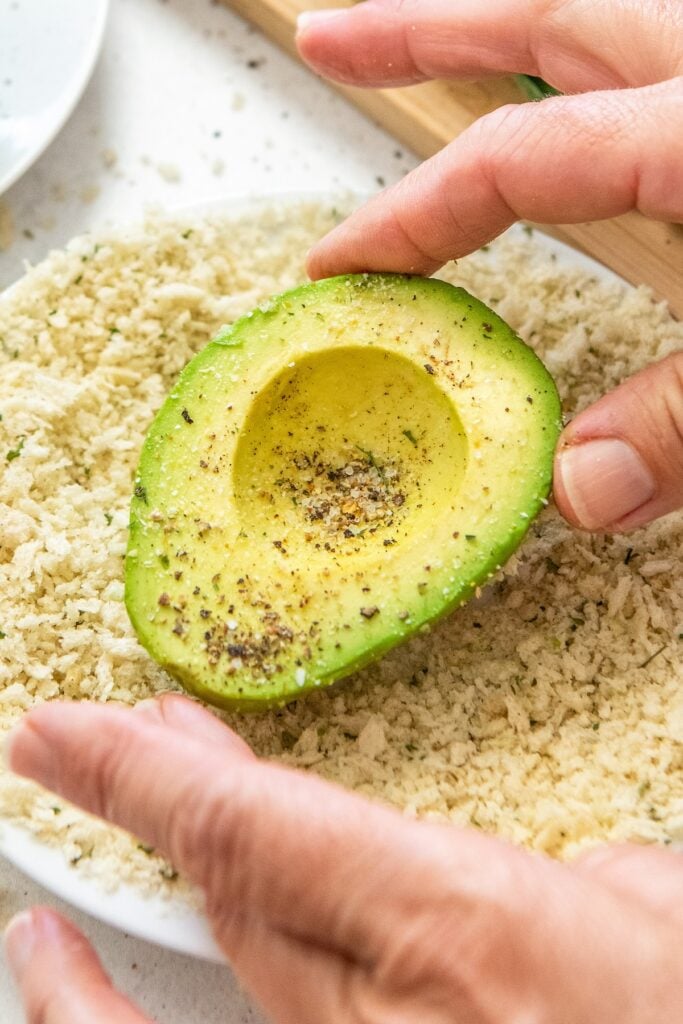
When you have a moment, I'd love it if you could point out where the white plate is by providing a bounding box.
[0,0,110,196]
[0,821,224,963]
[0,196,629,961]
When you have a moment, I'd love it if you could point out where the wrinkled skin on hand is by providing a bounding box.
[4,695,683,1023]
[299,0,683,534]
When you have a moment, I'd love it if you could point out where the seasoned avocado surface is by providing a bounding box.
[125,274,561,709]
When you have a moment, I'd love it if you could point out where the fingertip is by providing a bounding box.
[4,711,60,789]
[305,244,329,282]
[305,222,354,280]
[296,8,350,41]
[5,906,153,1023]
[4,907,70,984]
[4,909,38,982]
[295,8,359,79]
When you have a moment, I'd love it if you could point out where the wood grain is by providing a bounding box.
[223,0,683,316]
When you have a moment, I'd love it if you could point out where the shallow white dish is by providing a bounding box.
[0,0,110,196]
[0,820,224,963]
[0,196,629,962]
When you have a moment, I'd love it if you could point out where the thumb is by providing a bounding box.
[554,351,683,531]
[4,908,153,1023]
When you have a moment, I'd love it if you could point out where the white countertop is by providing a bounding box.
[0,0,417,1019]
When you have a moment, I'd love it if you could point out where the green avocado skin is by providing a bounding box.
[125,273,562,711]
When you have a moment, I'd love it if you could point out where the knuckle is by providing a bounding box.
[473,103,538,175]
[388,207,440,267]
[661,351,683,462]
[632,351,683,450]
[473,102,527,153]
[665,348,683,390]
[169,770,255,901]
[466,104,535,215]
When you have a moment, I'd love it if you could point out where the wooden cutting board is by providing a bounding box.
[222,0,683,317]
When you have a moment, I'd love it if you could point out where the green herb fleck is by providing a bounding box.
[515,75,562,101]
[402,429,418,446]
[104,512,113,525]
[6,436,25,462]
[1,338,19,359]
[71,848,93,865]
[134,483,148,504]
[159,554,170,570]
[354,444,384,478]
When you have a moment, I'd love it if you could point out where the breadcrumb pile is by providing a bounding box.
[0,201,681,897]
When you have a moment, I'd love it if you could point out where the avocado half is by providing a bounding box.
[125,274,561,710]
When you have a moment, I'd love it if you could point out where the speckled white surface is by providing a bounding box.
[0,0,417,1019]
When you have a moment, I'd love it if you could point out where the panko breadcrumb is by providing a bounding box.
[0,200,681,899]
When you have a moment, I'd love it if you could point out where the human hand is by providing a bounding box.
[4,694,683,1023]
[297,0,683,533]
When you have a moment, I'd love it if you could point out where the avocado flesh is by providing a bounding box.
[125,274,561,710]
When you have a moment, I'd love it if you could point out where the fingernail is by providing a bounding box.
[4,911,38,981]
[296,9,348,34]
[131,697,165,719]
[133,693,205,728]
[557,438,656,529]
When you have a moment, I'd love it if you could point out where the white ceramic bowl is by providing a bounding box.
[0,0,110,196]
